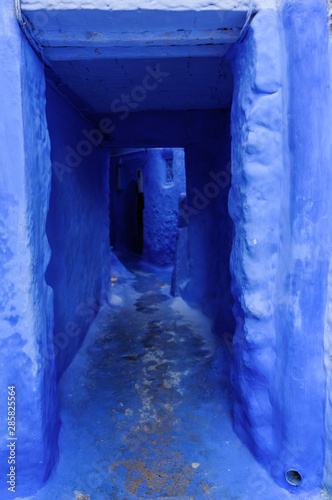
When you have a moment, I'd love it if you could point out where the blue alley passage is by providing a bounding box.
[2,1,332,497]
[34,255,326,500]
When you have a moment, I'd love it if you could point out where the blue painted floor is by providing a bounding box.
[28,256,329,500]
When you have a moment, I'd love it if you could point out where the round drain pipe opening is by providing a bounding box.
[285,470,302,486]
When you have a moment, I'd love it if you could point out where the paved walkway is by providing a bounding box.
[31,257,329,500]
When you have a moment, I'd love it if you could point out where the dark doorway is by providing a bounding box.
[137,191,144,255]
[109,148,186,265]
[123,179,143,255]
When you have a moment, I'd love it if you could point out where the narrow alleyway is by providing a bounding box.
[33,256,327,500]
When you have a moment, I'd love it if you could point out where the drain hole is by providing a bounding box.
[285,470,302,486]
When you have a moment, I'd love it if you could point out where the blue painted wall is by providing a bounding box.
[0,0,59,496]
[0,9,111,492]
[3,0,332,496]
[142,148,186,266]
[279,0,330,491]
[323,35,332,495]
[229,3,331,492]
[45,85,111,380]
[183,110,234,340]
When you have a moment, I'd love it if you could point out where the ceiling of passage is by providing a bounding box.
[18,0,257,118]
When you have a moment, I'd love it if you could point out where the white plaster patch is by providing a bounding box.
[134,367,160,425]
[167,330,177,343]
[74,492,90,500]
[142,349,164,363]
[163,369,189,389]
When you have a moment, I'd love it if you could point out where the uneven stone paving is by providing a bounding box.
[31,259,329,500]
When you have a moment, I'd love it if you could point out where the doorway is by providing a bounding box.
[109,147,186,268]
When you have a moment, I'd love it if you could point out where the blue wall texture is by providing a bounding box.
[142,148,186,266]
[281,0,331,492]
[45,85,111,380]
[110,148,186,266]
[323,29,332,496]
[0,0,59,496]
[183,110,234,339]
[229,2,331,492]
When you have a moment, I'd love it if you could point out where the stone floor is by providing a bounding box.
[28,256,330,500]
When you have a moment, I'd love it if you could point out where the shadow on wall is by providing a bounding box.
[109,148,186,266]
[45,84,111,381]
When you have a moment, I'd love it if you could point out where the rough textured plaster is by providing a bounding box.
[229,3,331,492]
[323,34,332,496]
[0,0,59,496]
